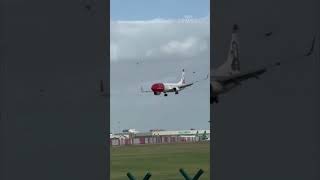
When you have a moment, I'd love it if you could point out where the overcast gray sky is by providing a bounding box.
[110,1,210,133]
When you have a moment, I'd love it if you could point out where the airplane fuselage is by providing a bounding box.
[151,82,184,95]
[143,69,197,96]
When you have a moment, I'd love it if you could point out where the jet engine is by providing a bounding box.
[212,81,223,94]
[173,87,180,94]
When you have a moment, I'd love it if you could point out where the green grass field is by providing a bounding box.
[111,142,210,180]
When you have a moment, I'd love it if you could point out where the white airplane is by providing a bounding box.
[141,69,208,96]
[211,24,281,104]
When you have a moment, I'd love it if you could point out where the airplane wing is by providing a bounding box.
[179,83,194,89]
[212,34,314,84]
[180,74,209,89]
[213,62,280,85]
[140,86,153,93]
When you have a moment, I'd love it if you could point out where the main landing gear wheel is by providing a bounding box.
[164,93,168,96]
[175,91,179,94]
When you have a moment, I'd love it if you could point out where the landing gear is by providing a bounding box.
[164,93,168,97]
[173,88,179,95]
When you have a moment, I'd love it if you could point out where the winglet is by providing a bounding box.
[304,35,316,56]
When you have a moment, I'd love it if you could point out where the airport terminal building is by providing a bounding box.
[110,129,210,146]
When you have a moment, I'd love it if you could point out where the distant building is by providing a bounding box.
[110,129,210,146]
[150,129,166,132]
[122,129,139,134]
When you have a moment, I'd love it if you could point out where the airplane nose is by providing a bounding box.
[151,83,165,92]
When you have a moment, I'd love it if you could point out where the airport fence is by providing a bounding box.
[126,168,204,180]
